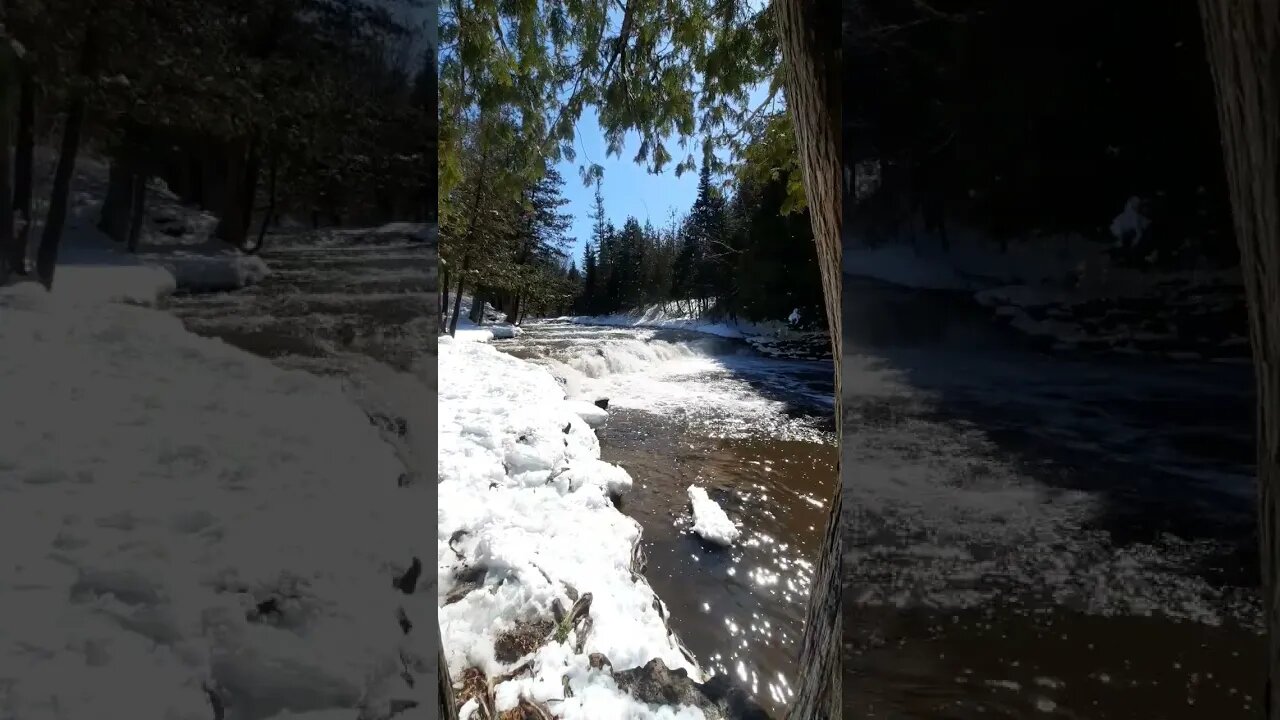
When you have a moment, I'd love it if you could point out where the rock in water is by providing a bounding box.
[612,659,724,718]
[490,324,523,339]
[593,397,609,410]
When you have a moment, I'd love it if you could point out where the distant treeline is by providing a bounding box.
[575,156,824,326]
[846,0,1235,268]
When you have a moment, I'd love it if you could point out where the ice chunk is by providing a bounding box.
[687,486,740,546]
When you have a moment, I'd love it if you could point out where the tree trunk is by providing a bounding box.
[100,156,135,243]
[201,141,226,214]
[510,293,521,326]
[242,131,261,238]
[126,173,146,253]
[36,13,98,289]
[776,0,842,718]
[0,62,14,279]
[36,99,88,288]
[216,137,250,248]
[247,147,278,255]
[437,622,459,719]
[448,256,469,337]
[1197,0,1280,715]
[471,288,486,325]
[10,66,31,273]
[441,264,451,329]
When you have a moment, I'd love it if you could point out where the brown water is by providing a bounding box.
[842,276,1262,719]
[497,322,836,717]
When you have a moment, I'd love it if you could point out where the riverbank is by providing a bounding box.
[846,232,1249,363]
[439,331,752,719]
[486,320,835,716]
[0,272,431,717]
[841,275,1260,718]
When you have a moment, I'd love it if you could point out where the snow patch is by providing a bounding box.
[569,401,610,428]
[1109,196,1151,248]
[0,289,427,719]
[687,486,740,546]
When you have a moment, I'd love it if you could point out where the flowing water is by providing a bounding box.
[163,227,435,374]
[161,226,437,481]
[496,321,837,717]
[842,276,1262,719]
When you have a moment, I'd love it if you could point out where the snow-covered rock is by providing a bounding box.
[687,486,740,547]
[569,400,610,428]
[489,323,523,339]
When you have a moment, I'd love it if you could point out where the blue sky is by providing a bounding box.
[555,82,776,267]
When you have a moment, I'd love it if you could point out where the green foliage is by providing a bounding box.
[440,0,781,200]
[12,0,433,225]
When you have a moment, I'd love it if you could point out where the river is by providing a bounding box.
[494,321,837,717]
[161,225,436,482]
[842,276,1262,719]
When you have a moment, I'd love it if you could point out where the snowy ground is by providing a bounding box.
[0,153,437,718]
[438,332,720,719]
[443,296,522,343]
[0,284,434,719]
[559,301,829,360]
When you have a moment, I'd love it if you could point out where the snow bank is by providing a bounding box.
[443,295,522,343]
[438,337,699,719]
[0,289,430,719]
[686,487,740,547]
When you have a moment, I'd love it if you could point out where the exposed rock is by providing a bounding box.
[593,397,609,410]
[392,557,422,594]
[612,659,724,719]
[609,660,774,720]
[367,411,409,438]
[443,565,488,605]
[493,620,555,664]
[588,653,612,670]
[699,674,774,719]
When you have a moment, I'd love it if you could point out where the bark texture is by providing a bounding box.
[0,54,14,278]
[437,621,460,719]
[776,0,842,717]
[36,11,97,288]
[1197,0,1280,715]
